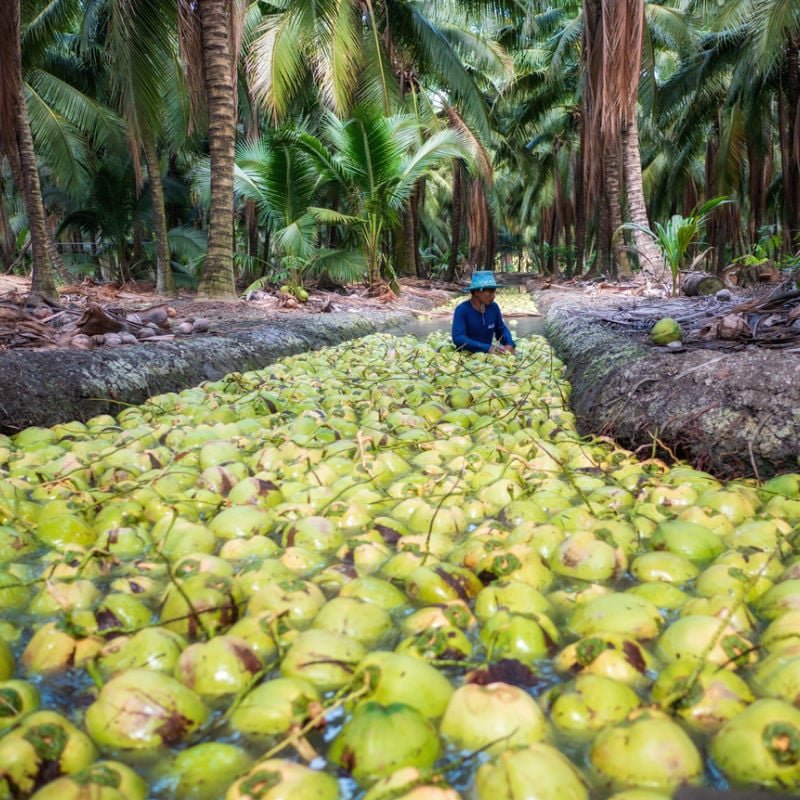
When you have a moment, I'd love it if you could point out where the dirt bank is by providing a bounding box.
[0,310,415,433]
[537,287,800,480]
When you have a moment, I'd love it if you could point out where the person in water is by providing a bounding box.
[451,271,516,355]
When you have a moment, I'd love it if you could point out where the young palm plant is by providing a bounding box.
[215,107,475,293]
[622,196,729,294]
[303,105,475,289]
[234,127,365,293]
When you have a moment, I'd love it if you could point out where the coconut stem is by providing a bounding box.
[260,683,371,761]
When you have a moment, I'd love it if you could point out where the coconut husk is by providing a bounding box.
[76,304,127,336]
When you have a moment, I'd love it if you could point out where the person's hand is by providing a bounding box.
[489,345,515,355]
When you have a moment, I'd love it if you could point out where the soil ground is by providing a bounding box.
[536,283,800,480]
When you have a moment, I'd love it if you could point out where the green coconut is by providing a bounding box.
[225,759,339,800]
[280,629,366,691]
[0,680,40,734]
[589,712,703,791]
[545,674,641,737]
[0,711,98,797]
[651,662,754,732]
[710,698,800,788]
[567,592,662,640]
[649,318,682,345]
[439,682,548,754]
[229,677,320,737]
[655,614,756,669]
[165,742,254,800]
[351,651,454,719]
[329,702,440,786]
[175,635,263,700]
[85,669,208,750]
[475,743,589,800]
[29,761,147,800]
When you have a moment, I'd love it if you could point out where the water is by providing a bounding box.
[382,314,546,341]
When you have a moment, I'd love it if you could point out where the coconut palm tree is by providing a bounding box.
[681,0,800,255]
[178,0,247,299]
[306,106,475,288]
[247,0,513,281]
[99,0,185,295]
[0,0,62,302]
[220,128,366,290]
[247,0,514,130]
[2,0,134,298]
[581,0,666,281]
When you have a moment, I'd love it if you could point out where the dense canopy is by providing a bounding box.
[0,0,798,301]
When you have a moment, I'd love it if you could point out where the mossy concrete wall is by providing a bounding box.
[0,311,411,433]
[539,291,800,479]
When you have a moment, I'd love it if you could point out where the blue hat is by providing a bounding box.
[464,271,499,292]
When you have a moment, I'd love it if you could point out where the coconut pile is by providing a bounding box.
[3,331,800,799]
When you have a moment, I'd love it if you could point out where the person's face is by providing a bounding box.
[477,288,496,302]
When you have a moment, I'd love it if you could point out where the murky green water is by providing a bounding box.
[383,314,545,341]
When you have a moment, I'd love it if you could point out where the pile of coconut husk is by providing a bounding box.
[586,281,800,351]
[0,296,209,351]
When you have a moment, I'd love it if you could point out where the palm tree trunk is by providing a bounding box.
[445,159,464,282]
[46,228,70,283]
[195,0,237,300]
[593,196,610,277]
[621,113,663,282]
[14,88,57,302]
[262,225,270,267]
[747,141,766,245]
[246,200,259,262]
[779,42,800,250]
[573,117,587,276]
[412,180,423,277]
[467,180,495,270]
[394,213,412,276]
[142,131,175,295]
[605,143,631,276]
[0,172,15,270]
[1,1,57,302]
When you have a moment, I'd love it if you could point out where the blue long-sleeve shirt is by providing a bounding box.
[451,299,515,353]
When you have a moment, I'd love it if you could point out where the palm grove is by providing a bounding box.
[0,0,798,304]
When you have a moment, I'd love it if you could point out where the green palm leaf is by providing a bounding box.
[26,68,124,153]
[248,11,312,119]
[306,246,367,283]
[25,81,91,198]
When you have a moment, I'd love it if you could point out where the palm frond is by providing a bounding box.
[336,106,404,193]
[748,0,800,74]
[273,214,316,258]
[107,0,178,137]
[25,80,91,198]
[21,0,79,67]
[393,128,472,208]
[306,206,359,225]
[387,0,492,141]
[248,11,310,120]
[354,26,402,113]
[166,224,207,261]
[319,0,362,115]
[305,246,367,284]
[645,3,696,56]
[26,68,124,152]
